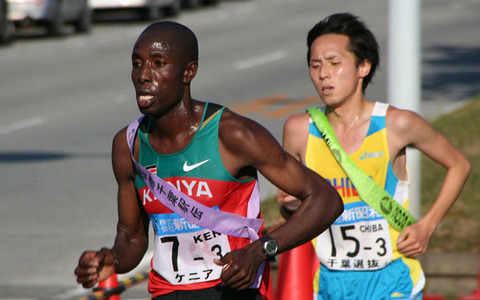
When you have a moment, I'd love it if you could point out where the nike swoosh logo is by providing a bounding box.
[183,159,210,172]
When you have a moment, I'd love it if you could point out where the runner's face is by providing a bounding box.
[131,31,187,117]
[309,34,366,107]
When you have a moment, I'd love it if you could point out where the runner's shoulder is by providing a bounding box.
[284,112,309,135]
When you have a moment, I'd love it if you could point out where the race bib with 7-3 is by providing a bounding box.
[150,209,231,285]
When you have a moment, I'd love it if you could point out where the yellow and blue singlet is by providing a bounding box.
[307,102,425,300]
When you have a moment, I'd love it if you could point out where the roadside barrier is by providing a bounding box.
[79,270,150,300]
[423,295,445,300]
[95,274,120,300]
[458,261,480,300]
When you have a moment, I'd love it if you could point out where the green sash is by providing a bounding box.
[307,107,416,232]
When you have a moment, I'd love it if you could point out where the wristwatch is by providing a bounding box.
[260,235,279,262]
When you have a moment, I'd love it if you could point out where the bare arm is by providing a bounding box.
[74,128,149,288]
[111,128,150,271]
[388,107,470,257]
[277,113,310,217]
[216,110,343,289]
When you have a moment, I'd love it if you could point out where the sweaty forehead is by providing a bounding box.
[135,29,180,53]
[136,28,160,43]
[310,34,353,60]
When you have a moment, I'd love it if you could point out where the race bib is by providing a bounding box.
[316,201,394,271]
[150,210,231,285]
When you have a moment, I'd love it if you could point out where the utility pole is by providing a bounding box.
[387,0,422,219]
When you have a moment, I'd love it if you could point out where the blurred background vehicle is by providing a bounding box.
[90,0,181,20]
[7,0,91,36]
[0,0,13,43]
[180,0,219,10]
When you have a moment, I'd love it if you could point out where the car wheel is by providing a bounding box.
[181,0,200,9]
[143,0,160,20]
[165,0,181,16]
[47,0,65,36]
[73,3,91,33]
[202,0,219,5]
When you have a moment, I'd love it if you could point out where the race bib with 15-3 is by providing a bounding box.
[150,210,231,285]
[315,201,394,271]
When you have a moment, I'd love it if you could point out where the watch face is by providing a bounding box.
[265,240,278,256]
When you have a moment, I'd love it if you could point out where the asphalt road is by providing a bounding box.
[0,0,478,299]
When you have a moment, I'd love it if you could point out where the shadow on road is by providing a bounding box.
[0,151,108,163]
[423,45,480,102]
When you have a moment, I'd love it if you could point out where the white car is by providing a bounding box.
[7,0,91,36]
[90,0,181,20]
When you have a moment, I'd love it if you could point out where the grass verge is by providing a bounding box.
[421,96,480,254]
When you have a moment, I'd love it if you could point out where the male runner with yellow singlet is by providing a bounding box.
[278,13,470,300]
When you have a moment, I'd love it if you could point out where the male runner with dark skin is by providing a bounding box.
[74,21,343,299]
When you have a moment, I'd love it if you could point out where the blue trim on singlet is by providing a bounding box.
[366,115,384,137]
[369,112,399,196]
[308,112,385,139]
[385,163,398,196]
[309,121,323,138]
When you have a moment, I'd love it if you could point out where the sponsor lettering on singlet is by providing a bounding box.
[142,179,213,206]
[334,201,383,225]
[325,177,359,198]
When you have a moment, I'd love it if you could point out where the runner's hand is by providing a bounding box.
[74,248,116,288]
[214,243,264,290]
[397,221,435,257]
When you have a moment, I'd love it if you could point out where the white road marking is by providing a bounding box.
[0,117,46,135]
[233,50,288,70]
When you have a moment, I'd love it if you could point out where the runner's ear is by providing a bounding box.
[183,61,198,85]
[357,59,371,79]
